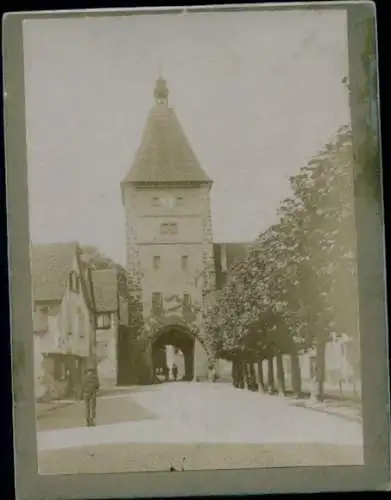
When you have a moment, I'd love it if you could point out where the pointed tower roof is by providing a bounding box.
[121,77,212,186]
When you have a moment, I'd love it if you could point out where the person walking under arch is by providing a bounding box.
[172,362,178,381]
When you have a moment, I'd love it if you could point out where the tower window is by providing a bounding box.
[181,255,188,271]
[152,292,163,315]
[183,293,191,313]
[176,196,184,206]
[152,196,160,206]
[153,256,161,270]
[161,222,178,235]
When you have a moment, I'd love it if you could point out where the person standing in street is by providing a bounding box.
[83,366,100,427]
[172,362,178,381]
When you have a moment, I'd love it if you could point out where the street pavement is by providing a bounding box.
[37,382,364,473]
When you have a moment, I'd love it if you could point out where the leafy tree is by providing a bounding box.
[283,125,357,400]
[205,124,357,401]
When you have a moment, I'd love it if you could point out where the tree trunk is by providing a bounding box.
[232,359,238,387]
[267,357,275,394]
[291,351,302,398]
[315,340,327,402]
[276,353,285,396]
[244,362,251,390]
[237,360,245,389]
[257,360,265,392]
[249,363,257,391]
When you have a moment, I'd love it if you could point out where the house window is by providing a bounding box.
[181,255,188,271]
[152,292,163,315]
[153,256,161,270]
[96,313,111,330]
[69,271,80,293]
[161,222,178,235]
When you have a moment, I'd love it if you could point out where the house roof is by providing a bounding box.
[122,78,212,185]
[31,242,78,302]
[91,268,118,313]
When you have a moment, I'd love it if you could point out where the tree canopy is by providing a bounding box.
[205,124,358,367]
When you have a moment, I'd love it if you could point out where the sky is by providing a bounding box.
[23,8,350,265]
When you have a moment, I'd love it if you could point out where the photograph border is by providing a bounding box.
[3,2,389,499]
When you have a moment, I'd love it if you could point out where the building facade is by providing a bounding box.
[32,242,95,401]
[120,77,217,383]
[32,243,122,400]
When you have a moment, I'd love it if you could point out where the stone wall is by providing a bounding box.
[123,182,216,383]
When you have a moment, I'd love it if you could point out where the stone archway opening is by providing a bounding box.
[151,325,209,382]
[152,326,195,381]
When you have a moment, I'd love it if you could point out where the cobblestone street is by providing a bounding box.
[37,382,363,474]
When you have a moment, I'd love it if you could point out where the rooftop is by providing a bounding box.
[122,77,212,186]
[31,242,78,302]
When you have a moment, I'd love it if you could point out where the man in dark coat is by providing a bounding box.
[172,362,178,381]
[83,367,100,427]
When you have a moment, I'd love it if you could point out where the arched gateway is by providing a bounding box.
[151,324,210,381]
[117,317,212,386]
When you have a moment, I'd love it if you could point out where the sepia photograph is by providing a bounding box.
[4,2,389,498]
